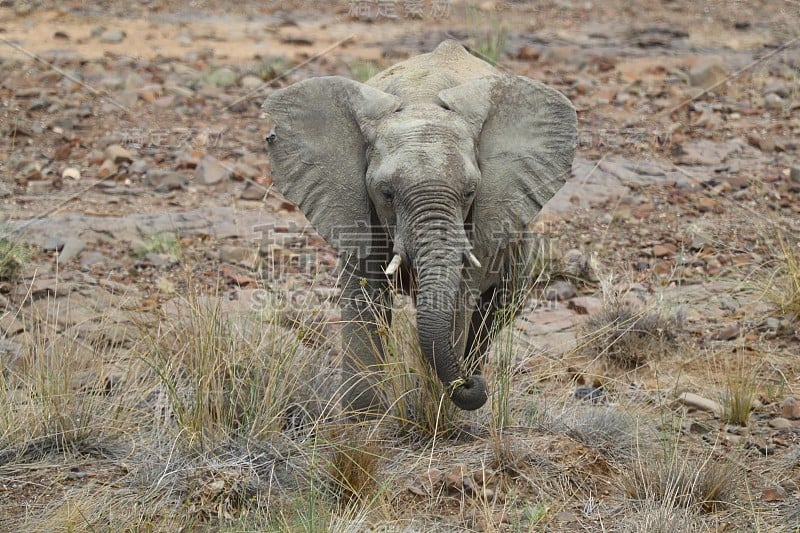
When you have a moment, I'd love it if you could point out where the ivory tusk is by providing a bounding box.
[384,254,402,276]
[466,251,482,269]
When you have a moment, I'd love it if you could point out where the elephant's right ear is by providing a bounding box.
[263,76,401,246]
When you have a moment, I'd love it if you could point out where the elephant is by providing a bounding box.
[262,40,577,416]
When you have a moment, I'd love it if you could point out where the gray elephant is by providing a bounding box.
[263,40,576,415]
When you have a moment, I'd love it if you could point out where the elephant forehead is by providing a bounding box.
[378,115,472,150]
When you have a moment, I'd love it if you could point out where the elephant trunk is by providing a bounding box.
[411,218,488,411]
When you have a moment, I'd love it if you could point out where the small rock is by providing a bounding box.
[0,340,22,362]
[153,92,178,108]
[689,232,713,251]
[143,253,170,268]
[408,468,443,496]
[747,132,775,153]
[195,155,230,185]
[790,165,800,183]
[696,197,717,212]
[689,60,728,88]
[57,238,86,263]
[683,420,713,434]
[575,386,606,403]
[676,392,721,414]
[43,236,66,252]
[164,83,193,98]
[762,486,786,502]
[219,245,258,269]
[30,93,51,107]
[516,45,540,61]
[104,144,134,164]
[545,280,576,301]
[99,30,126,43]
[231,162,260,181]
[443,464,474,494]
[129,159,149,174]
[241,182,267,200]
[153,172,187,192]
[97,158,117,178]
[562,249,591,279]
[712,322,740,341]
[14,2,33,15]
[62,167,81,180]
[80,251,108,269]
[763,80,790,98]
[761,317,782,332]
[53,143,72,160]
[764,93,784,111]
[175,149,203,169]
[652,243,677,257]
[280,33,315,46]
[780,397,800,420]
[20,162,42,181]
[240,75,264,90]
[176,30,193,46]
[567,296,603,315]
[768,417,792,429]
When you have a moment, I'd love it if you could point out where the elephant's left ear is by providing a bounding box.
[437,75,577,249]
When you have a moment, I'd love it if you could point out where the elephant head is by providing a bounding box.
[263,41,576,412]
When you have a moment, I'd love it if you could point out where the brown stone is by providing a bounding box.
[712,322,740,341]
[762,486,786,502]
[653,243,677,257]
[781,397,800,419]
[653,261,672,275]
[53,143,72,160]
[104,143,134,164]
[676,392,721,414]
[516,45,540,61]
[97,158,117,178]
[697,197,717,212]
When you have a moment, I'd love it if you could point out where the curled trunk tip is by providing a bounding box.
[449,375,488,410]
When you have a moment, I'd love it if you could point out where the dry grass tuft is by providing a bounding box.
[466,2,508,66]
[719,359,758,426]
[767,231,800,319]
[1,313,131,465]
[139,289,333,452]
[326,427,383,507]
[382,303,464,440]
[617,502,709,532]
[0,235,30,281]
[580,299,680,368]
[557,405,639,460]
[622,446,737,513]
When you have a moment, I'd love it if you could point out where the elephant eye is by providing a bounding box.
[380,186,394,203]
[465,188,476,200]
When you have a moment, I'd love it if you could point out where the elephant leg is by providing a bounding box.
[339,267,393,417]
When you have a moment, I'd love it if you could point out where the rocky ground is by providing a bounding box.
[1,0,799,530]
